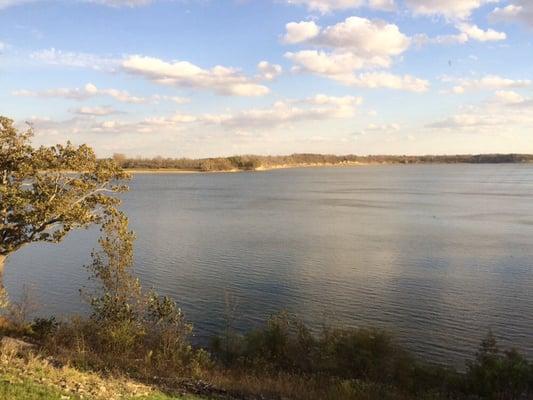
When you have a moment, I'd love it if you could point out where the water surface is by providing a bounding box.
[6,165,533,366]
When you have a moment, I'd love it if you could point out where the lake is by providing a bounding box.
[5,165,533,366]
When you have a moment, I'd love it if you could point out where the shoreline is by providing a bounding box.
[125,161,531,174]
[126,162,368,174]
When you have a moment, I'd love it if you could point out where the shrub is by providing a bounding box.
[465,331,533,399]
[43,211,212,380]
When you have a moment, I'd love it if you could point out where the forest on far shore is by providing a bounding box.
[111,153,533,172]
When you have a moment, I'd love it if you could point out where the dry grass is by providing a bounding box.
[0,336,202,400]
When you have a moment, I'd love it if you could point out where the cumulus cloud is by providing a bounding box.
[284,17,410,57]
[283,0,395,13]
[283,21,321,44]
[283,17,427,92]
[414,23,506,46]
[405,0,499,20]
[491,1,533,28]
[122,55,270,96]
[286,50,390,78]
[257,61,283,81]
[456,23,506,41]
[316,17,410,66]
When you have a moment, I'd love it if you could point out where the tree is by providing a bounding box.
[0,116,129,304]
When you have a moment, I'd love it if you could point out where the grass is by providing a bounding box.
[0,375,81,400]
[0,377,203,400]
[0,338,206,400]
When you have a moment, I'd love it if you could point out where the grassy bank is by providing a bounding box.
[1,310,532,400]
[0,337,203,400]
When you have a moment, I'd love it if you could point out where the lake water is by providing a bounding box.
[5,165,533,366]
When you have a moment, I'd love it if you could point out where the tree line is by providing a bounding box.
[112,153,533,172]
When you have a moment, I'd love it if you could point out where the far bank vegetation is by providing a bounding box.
[112,153,533,172]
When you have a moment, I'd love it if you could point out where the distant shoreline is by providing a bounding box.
[126,161,369,174]
[115,153,533,174]
[126,157,533,174]
[125,161,533,174]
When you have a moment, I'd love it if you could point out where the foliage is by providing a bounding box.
[0,115,129,304]
[29,317,59,341]
[465,331,533,399]
[70,211,209,378]
[213,312,417,386]
[212,313,533,399]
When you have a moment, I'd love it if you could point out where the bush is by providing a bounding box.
[44,212,210,381]
[465,331,533,399]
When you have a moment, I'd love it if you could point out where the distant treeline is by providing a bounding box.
[112,153,533,172]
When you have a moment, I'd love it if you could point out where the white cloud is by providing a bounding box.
[444,75,532,93]
[31,95,363,140]
[13,83,148,103]
[284,0,395,13]
[286,50,391,78]
[414,23,506,46]
[122,55,270,96]
[13,87,93,100]
[428,92,533,132]
[204,95,363,128]
[283,21,321,44]
[358,122,401,135]
[494,90,525,104]
[283,17,426,91]
[285,51,428,92]
[73,106,120,116]
[284,17,410,57]
[151,95,191,104]
[456,23,506,41]
[287,52,429,91]
[315,16,410,56]
[347,72,429,92]
[414,32,469,45]
[405,0,499,20]
[491,2,533,28]
[369,0,395,11]
[257,61,283,81]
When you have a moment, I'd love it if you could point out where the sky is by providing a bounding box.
[1,0,532,157]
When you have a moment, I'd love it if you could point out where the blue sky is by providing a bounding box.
[1,0,532,157]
